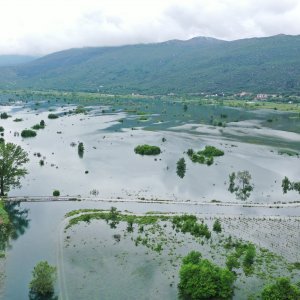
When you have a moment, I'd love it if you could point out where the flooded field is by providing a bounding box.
[0,94,300,299]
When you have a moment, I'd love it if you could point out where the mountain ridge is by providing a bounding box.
[0,34,299,94]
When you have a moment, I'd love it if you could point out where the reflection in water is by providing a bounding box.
[0,201,30,251]
[29,291,58,300]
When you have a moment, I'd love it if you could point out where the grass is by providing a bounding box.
[0,201,9,225]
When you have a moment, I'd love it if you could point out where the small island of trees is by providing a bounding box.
[134,144,161,155]
[187,145,224,166]
[21,129,37,138]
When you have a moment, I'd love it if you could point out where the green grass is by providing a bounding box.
[0,201,9,225]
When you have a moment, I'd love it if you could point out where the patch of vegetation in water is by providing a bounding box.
[134,144,161,155]
[13,118,23,122]
[176,158,186,178]
[187,145,224,166]
[172,215,211,239]
[65,208,169,229]
[63,209,300,298]
[32,120,45,130]
[278,149,299,157]
[48,113,59,119]
[21,129,37,138]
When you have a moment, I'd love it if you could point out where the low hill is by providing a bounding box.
[0,34,299,94]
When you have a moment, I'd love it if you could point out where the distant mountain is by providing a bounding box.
[0,55,37,67]
[0,35,299,94]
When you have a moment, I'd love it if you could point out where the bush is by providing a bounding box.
[213,219,222,233]
[29,261,56,296]
[198,145,224,157]
[0,112,9,119]
[0,126,4,132]
[48,113,58,119]
[179,253,235,299]
[134,144,161,155]
[53,190,60,197]
[21,129,37,138]
[13,118,23,122]
[226,253,240,271]
[261,278,300,300]
[187,145,223,166]
[172,215,211,239]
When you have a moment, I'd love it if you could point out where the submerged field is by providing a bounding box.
[0,91,299,299]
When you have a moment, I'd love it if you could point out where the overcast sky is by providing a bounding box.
[0,0,299,55]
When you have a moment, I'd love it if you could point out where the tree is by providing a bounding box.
[178,252,235,299]
[78,142,84,158]
[261,278,300,300]
[228,171,253,201]
[176,158,186,178]
[282,176,292,194]
[29,261,57,296]
[0,142,29,196]
[282,177,300,194]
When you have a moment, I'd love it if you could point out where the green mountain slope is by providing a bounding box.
[0,35,299,94]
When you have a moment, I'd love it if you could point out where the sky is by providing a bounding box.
[0,0,300,55]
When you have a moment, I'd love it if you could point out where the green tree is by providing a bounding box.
[0,142,29,196]
[228,171,253,201]
[178,252,235,299]
[29,261,57,296]
[176,158,186,178]
[78,142,84,158]
[261,278,300,300]
[282,177,300,195]
[282,176,292,194]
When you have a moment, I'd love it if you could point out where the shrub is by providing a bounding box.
[0,126,4,132]
[53,190,60,197]
[179,253,235,299]
[134,144,161,155]
[213,219,222,233]
[261,278,300,300]
[32,122,45,130]
[48,113,58,119]
[13,118,23,122]
[198,145,224,157]
[172,215,211,239]
[21,129,37,138]
[29,261,56,296]
[0,112,9,119]
[226,253,240,271]
[187,145,223,166]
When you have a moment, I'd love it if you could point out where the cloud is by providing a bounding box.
[0,0,299,55]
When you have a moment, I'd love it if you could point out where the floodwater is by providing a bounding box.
[0,97,300,299]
